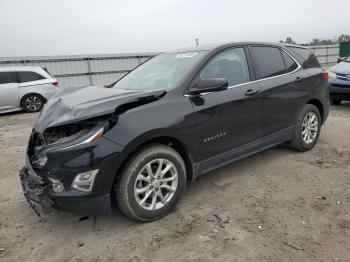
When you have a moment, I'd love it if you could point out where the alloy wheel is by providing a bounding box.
[301,112,318,144]
[134,158,178,211]
[24,96,42,111]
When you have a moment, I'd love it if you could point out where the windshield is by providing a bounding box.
[113,51,208,90]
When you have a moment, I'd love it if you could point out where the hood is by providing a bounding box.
[34,85,165,133]
[329,61,350,75]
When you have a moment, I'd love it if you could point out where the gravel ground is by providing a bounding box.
[0,103,349,262]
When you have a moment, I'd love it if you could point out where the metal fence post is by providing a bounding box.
[86,58,93,85]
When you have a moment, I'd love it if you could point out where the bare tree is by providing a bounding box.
[338,34,350,42]
[285,37,296,44]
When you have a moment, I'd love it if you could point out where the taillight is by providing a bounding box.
[322,70,329,81]
[52,80,59,88]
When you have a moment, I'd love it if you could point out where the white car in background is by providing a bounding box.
[0,66,58,113]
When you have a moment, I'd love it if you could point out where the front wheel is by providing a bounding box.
[289,104,321,151]
[115,144,187,221]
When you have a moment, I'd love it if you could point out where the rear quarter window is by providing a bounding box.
[17,71,45,83]
[288,47,321,69]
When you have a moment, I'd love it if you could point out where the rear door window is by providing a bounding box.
[17,71,45,83]
[288,47,321,68]
[251,46,286,79]
[281,51,298,73]
[0,72,14,84]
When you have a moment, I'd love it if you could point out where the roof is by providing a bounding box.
[167,41,310,54]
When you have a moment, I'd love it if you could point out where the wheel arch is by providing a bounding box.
[306,98,324,124]
[112,134,199,194]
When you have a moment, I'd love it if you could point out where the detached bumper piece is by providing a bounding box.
[19,167,55,217]
[20,166,112,216]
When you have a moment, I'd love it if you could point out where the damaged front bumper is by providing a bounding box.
[20,166,55,216]
[19,135,124,217]
[19,164,113,217]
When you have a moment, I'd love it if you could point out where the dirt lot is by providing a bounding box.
[0,104,350,262]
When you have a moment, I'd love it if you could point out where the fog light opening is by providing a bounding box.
[72,170,99,192]
[48,177,65,193]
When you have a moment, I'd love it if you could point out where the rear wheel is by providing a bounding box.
[289,104,321,151]
[21,94,44,112]
[331,99,341,105]
[115,144,186,221]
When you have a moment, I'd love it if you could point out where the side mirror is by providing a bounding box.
[338,57,346,63]
[189,78,228,96]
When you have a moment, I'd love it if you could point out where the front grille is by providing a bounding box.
[331,83,350,88]
[336,73,350,81]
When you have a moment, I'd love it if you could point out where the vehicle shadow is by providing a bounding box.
[335,101,350,107]
[0,110,24,117]
[42,143,292,230]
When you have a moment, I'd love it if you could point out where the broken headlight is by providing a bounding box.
[42,120,110,149]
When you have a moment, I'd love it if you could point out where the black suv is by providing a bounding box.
[20,42,329,221]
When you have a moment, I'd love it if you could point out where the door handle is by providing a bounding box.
[295,76,304,82]
[244,89,259,96]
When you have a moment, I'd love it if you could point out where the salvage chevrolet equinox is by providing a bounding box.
[20,42,330,221]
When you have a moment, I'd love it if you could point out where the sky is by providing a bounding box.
[0,0,349,57]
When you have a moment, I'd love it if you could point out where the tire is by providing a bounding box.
[331,100,341,105]
[115,144,187,221]
[289,104,321,151]
[21,94,44,112]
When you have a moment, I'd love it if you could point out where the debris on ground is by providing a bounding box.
[316,158,324,164]
[316,196,327,200]
[77,241,84,247]
[211,180,231,187]
[198,234,210,242]
[283,241,305,251]
[214,213,230,228]
[175,222,193,235]
[249,194,263,200]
